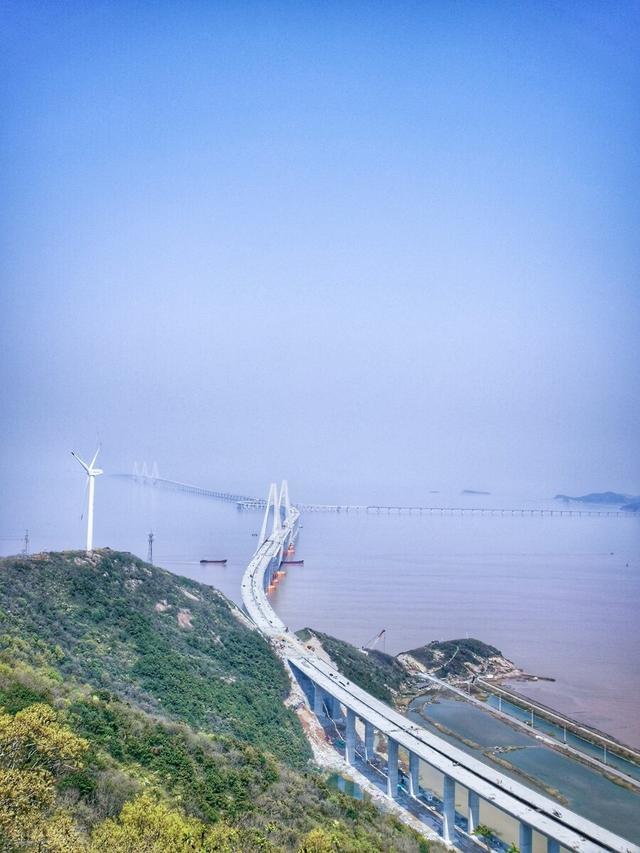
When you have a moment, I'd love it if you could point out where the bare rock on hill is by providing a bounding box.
[398,638,520,682]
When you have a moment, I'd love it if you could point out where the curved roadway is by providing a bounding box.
[241,510,638,853]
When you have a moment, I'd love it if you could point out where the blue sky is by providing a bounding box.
[1,1,639,528]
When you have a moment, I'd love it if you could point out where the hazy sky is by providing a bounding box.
[1,1,639,531]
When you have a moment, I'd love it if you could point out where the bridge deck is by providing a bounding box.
[120,474,635,517]
[241,513,639,853]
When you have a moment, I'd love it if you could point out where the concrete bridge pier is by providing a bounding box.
[387,737,399,798]
[329,696,343,721]
[408,752,420,797]
[364,721,375,760]
[546,838,560,853]
[442,774,456,843]
[346,708,356,764]
[264,556,276,590]
[519,822,533,853]
[313,683,327,718]
[467,790,479,835]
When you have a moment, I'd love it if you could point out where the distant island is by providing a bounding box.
[554,491,640,511]
[621,499,640,512]
[461,489,491,495]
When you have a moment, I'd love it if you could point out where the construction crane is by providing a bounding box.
[362,628,386,653]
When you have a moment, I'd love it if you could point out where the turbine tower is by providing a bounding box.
[71,448,103,553]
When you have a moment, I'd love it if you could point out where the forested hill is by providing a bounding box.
[0,550,436,852]
[296,631,517,708]
[297,629,411,705]
[1,549,307,767]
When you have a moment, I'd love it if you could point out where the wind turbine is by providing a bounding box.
[71,448,103,553]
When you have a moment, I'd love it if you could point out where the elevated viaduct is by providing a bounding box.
[241,483,638,853]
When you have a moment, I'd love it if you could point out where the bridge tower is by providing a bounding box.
[132,461,160,482]
[279,479,291,518]
[259,481,295,546]
[258,483,279,545]
[257,481,299,591]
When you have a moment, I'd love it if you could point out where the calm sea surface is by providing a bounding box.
[10,479,640,749]
[274,510,640,749]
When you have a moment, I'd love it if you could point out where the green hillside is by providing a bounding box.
[0,550,437,852]
[1,549,307,768]
[297,632,508,700]
[297,629,411,705]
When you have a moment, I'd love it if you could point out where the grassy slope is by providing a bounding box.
[1,549,308,768]
[0,550,438,851]
[297,631,506,697]
[297,629,410,705]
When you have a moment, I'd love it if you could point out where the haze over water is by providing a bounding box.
[1,0,639,785]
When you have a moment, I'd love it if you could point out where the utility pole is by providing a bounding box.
[147,531,154,564]
[22,529,29,555]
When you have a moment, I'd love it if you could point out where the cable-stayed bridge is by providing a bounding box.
[114,466,261,506]
[115,467,638,847]
[118,468,634,518]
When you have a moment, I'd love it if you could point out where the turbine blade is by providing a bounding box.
[89,446,100,469]
[71,451,90,474]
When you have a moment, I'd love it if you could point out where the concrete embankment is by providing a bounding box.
[475,678,640,783]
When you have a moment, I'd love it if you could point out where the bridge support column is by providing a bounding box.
[386,738,399,798]
[546,839,559,853]
[467,790,479,835]
[330,696,343,720]
[265,558,275,589]
[408,752,420,797]
[442,774,456,844]
[364,721,374,761]
[346,708,356,764]
[313,683,326,718]
[519,822,532,853]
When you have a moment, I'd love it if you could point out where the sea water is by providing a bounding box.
[8,478,639,749]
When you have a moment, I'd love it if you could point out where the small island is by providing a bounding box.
[554,491,640,511]
[296,630,530,709]
[399,637,520,681]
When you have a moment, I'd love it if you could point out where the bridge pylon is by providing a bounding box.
[257,481,297,567]
[132,460,159,482]
[279,480,291,519]
[258,483,278,545]
[273,484,283,535]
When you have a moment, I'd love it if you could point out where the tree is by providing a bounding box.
[0,702,88,775]
[91,792,209,852]
[0,703,87,850]
[297,824,381,853]
[298,828,338,853]
[0,767,53,844]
